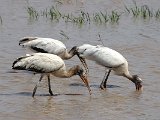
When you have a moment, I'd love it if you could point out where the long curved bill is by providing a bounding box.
[79,74,91,95]
[76,53,89,75]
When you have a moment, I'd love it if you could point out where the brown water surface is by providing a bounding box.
[0,0,160,120]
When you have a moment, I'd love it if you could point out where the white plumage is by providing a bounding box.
[76,44,142,90]
[78,44,126,68]
[19,37,76,60]
[12,53,91,97]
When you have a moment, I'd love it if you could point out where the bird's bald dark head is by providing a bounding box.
[69,46,78,55]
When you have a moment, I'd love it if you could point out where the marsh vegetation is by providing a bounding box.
[27,6,121,26]
[26,2,160,26]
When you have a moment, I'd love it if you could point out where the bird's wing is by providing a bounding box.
[19,37,66,55]
[78,46,126,67]
[92,47,126,67]
[37,38,66,55]
[12,53,65,73]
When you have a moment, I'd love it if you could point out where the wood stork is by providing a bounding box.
[19,37,77,60]
[12,53,91,97]
[73,44,142,90]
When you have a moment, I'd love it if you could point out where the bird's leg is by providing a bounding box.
[47,75,54,96]
[100,71,108,90]
[32,74,43,97]
[100,69,111,90]
[104,69,111,86]
[102,68,108,82]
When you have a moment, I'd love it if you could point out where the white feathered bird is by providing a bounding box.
[19,37,88,73]
[74,44,142,90]
[19,37,77,60]
[12,53,91,97]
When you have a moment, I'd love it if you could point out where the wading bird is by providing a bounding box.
[12,53,91,97]
[74,44,142,90]
[19,37,77,60]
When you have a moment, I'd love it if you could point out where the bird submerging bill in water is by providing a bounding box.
[12,53,91,97]
[18,37,142,91]
[72,44,142,90]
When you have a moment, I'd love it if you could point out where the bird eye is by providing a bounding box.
[81,48,87,54]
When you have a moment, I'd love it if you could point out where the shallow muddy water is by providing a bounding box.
[0,0,160,120]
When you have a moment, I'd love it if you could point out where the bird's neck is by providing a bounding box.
[123,72,134,81]
[66,66,79,77]
[61,50,74,60]
[54,65,79,78]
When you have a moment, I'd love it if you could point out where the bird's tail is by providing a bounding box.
[12,56,28,70]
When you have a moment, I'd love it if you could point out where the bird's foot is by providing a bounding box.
[100,83,107,90]
[49,90,54,96]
